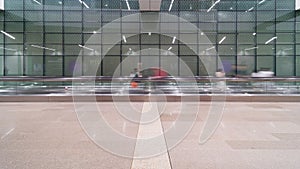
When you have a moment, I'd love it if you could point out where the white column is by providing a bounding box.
[0,0,4,10]
[296,0,300,10]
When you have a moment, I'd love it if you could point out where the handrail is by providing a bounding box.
[1,76,300,82]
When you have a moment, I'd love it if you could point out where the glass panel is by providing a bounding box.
[276,22,295,33]
[5,22,23,32]
[257,22,275,32]
[276,55,294,76]
[24,11,43,21]
[64,34,82,44]
[65,56,79,76]
[64,22,82,33]
[45,22,62,32]
[64,11,82,22]
[25,55,43,76]
[0,55,3,76]
[257,56,275,72]
[102,56,120,76]
[5,0,24,10]
[257,11,275,21]
[45,34,63,44]
[5,48,24,76]
[276,45,294,56]
[237,22,255,32]
[297,57,300,76]
[45,56,63,76]
[218,22,236,33]
[276,33,294,44]
[218,11,236,22]
[218,45,236,55]
[6,11,24,21]
[238,33,255,44]
[257,44,274,55]
[161,55,178,76]
[45,11,63,21]
[180,56,197,76]
[25,22,43,32]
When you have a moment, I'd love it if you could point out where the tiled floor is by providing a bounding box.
[0,102,300,169]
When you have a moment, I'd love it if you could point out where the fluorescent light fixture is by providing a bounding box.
[207,0,220,12]
[31,45,56,51]
[78,44,94,51]
[245,47,258,51]
[169,0,175,11]
[258,0,266,5]
[79,0,90,8]
[248,7,254,12]
[122,35,127,43]
[125,0,131,10]
[218,36,226,44]
[172,36,176,44]
[253,32,256,36]
[33,0,42,5]
[0,47,17,51]
[283,48,293,51]
[168,47,172,50]
[1,30,16,40]
[265,36,277,44]
[206,46,215,51]
[93,31,97,34]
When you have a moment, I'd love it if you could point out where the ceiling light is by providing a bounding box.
[253,32,256,36]
[1,30,16,40]
[33,0,42,5]
[122,35,127,43]
[218,36,226,44]
[78,44,94,51]
[248,7,254,12]
[265,36,277,44]
[0,47,17,51]
[244,47,258,51]
[169,0,175,11]
[207,0,220,12]
[168,47,172,50]
[258,0,266,5]
[172,36,176,44]
[126,0,131,10]
[206,46,215,51]
[78,0,90,8]
[31,45,55,51]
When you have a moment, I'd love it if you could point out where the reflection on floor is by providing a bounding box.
[0,102,300,169]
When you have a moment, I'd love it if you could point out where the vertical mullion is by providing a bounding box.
[254,0,258,72]
[294,4,297,76]
[22,0,26,76]
[62,1,65,76]
[274,0,277,76]
[3,3,6,76]
[42,0,45,76]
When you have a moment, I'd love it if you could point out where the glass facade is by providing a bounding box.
[0,0,299,76]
